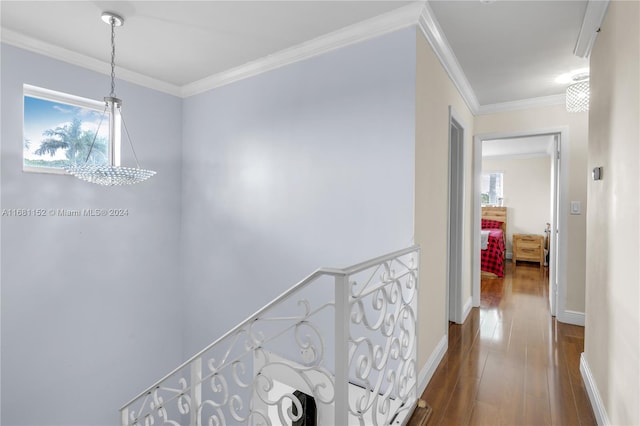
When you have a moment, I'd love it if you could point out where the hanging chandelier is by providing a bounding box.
[66,12,156,186]
[565,73,590,113]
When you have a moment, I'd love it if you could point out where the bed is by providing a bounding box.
[481,206,507,278]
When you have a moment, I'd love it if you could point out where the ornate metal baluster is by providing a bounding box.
[190,358,202,425]
[335,274,350,426]
[120,247,419,426]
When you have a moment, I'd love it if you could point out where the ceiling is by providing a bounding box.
[430,0,589,105]
[0,1,590,105]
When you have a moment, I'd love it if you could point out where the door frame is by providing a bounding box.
[472,127,569,319]
[550,134,560,315]
[446,106,467,325]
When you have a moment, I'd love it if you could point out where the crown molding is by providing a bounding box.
[417,2,480,114]
[2,2,560,113]
[477,94,565,115]
[1,28,182,97]
[180,2,425,98]
[574,0,610,58]
[2,3,424,99]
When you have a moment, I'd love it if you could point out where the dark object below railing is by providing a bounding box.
[292,390,317,426]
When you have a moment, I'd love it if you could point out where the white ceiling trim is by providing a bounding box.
[574,0,610,58]
[417,2,480,114]
[180,2,424,98]
[1,3,423,99]
[477,94,566,115]
[0,28,183,97]
[1,2,571,116]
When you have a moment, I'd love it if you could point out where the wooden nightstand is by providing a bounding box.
[512,234,544,266]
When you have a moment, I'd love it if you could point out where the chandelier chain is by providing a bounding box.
[110,17,116,98]
[65,11,156,186]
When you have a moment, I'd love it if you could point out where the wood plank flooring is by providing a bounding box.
[418,262,596,425]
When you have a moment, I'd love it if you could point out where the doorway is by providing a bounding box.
[447,107,466,324]
[472,128,569,318]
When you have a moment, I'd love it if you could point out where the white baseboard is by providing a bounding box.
[580,353,610,425]
[557,309,585,326]
[462,297,473,323]
[417,334,448,396]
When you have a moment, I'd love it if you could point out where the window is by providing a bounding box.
[23,85,109,174]
[481,172,504,206]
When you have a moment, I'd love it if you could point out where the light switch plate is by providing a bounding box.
[593,166,603,180]
[571,201,581,215]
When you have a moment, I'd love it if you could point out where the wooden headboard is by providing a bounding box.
[482,206,507,235]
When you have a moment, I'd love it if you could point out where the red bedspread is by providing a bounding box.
[481,229,505,277]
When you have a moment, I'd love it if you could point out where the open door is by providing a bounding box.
[549,134,560,316]
[447,107,465,324]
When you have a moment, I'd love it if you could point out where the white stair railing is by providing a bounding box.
[120,245,420,426]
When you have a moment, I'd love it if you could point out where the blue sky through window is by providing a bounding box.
[23,92,109,170]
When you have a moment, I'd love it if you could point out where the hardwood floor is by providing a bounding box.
[419,262,596,425]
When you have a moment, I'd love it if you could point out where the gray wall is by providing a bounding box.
[180,28,416,355]
[1,26,417,424]
[1,44,183,425]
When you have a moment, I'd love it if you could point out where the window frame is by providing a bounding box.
[23,84,110,175]
[481,171,504,206]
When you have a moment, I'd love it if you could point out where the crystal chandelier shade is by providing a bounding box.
[566,79,590,113]
[66,12,156,186]
[66,165,156,186]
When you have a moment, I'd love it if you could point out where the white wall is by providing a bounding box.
[0,44,184,425]
[584,1,640,424]
[180,28,416,356]
[482,155,551,256]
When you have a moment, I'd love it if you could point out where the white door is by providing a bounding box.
[448,113,465,323]
[550,135,561,316]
